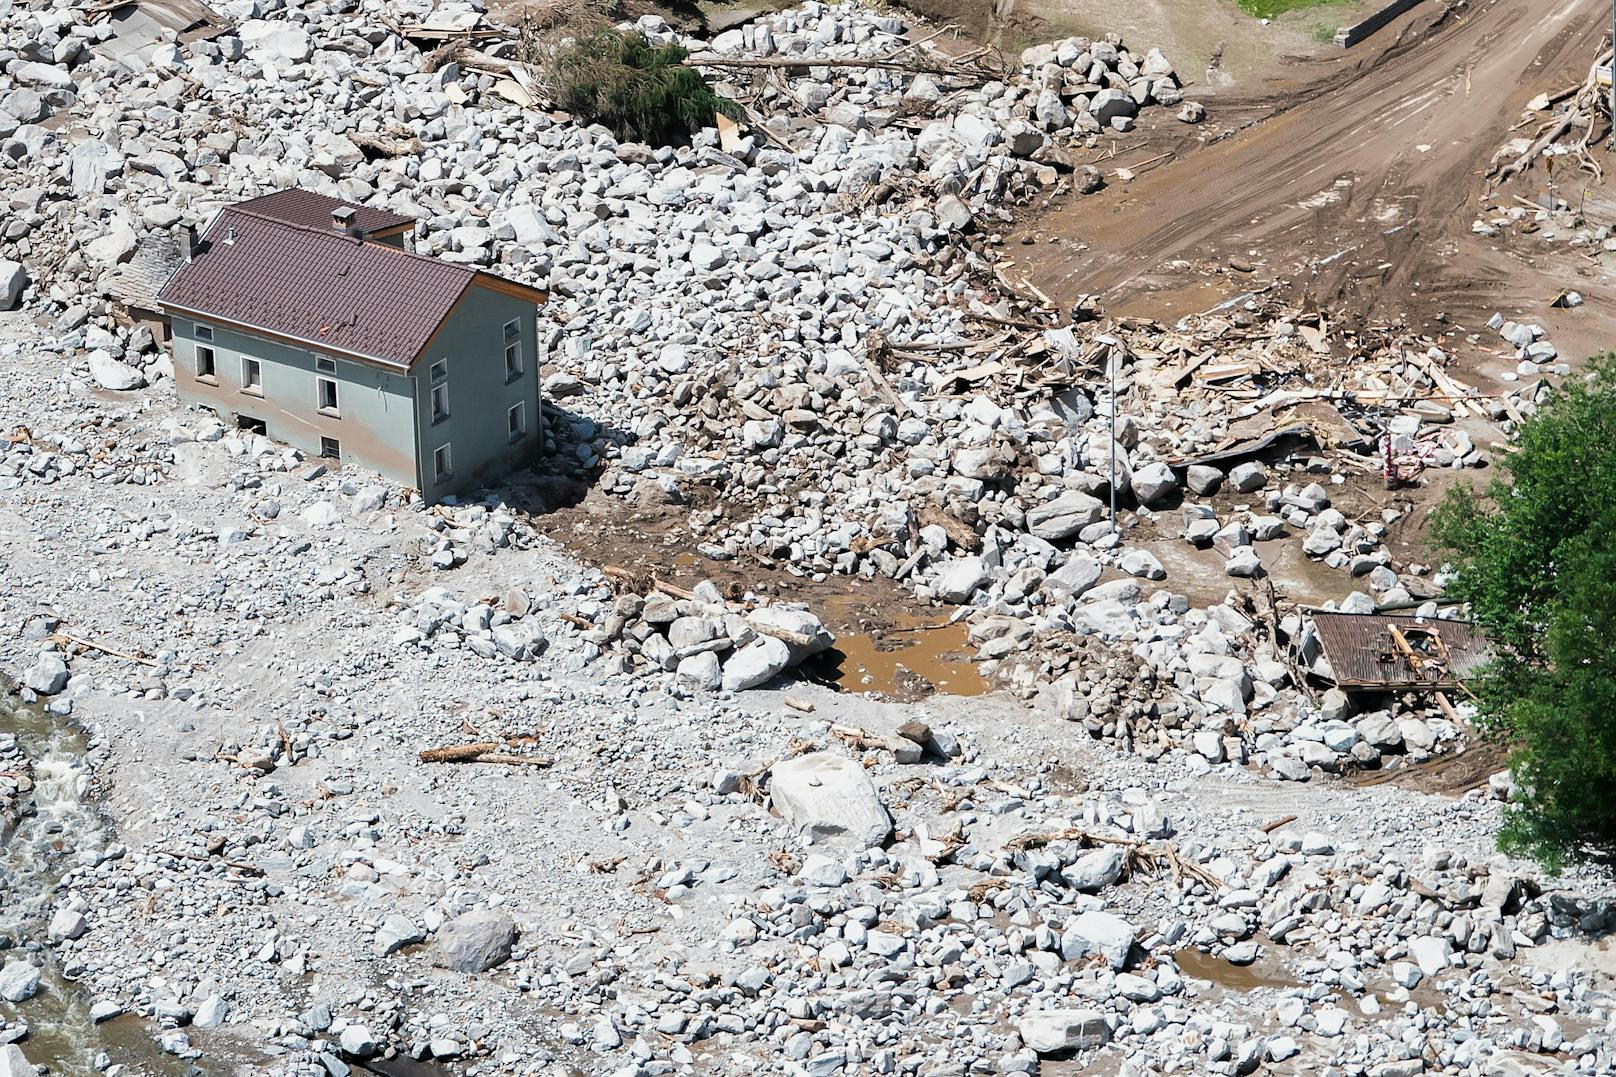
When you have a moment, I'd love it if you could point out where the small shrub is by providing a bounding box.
[545,29,742,147]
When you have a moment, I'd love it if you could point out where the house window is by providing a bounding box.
[241,357,262,395]
[430,359,448,383]
[320,437,341,461]
[430,384,449,424]
[195,324,214,342]
[508,401,526,442]
[503,320,523,381]
[317,377,339,415]
[433,443,452,480]
[195,345,216,381]
[316,357,336,374]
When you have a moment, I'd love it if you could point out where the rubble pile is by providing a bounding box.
[0,0,1612,1073]
[687,5,1199,215]
[1,283,1613,1077]
[393,576,836,693]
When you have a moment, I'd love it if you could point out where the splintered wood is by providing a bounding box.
[1004,827,1224,890]
[418,743,553,767]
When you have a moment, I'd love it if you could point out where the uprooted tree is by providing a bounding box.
[1431,356,1616,870]
[542,29,742,147]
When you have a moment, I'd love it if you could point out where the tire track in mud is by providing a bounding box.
[1019,0,1611,330]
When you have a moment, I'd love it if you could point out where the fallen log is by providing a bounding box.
[419,743,553,766]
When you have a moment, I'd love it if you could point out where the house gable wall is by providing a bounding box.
[172,318,420,487]
[411,283,544,501]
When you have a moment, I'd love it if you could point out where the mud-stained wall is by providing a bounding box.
[171,318,420,488]
[411,284,544,502]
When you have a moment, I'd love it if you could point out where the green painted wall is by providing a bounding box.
[170,282,543,501]
[172,318,420,485]
[411,286,544,502]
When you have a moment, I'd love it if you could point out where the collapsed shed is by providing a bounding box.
[1303,611,1489,691]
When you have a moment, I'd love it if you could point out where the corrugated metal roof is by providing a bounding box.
[234,189,416,239]
[1309,612,1489,690]
[158,207,477,368]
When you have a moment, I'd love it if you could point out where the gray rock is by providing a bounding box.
[21,653,68,695]
[1118,549,1165,580]
[747,606,835,660]
[47,907,86,941]
[88,351,145,391]
[1185,464,1222,495]
[1225,546,1262,578]
[1017,1009,1111,1054]
[1228,461,1267,492]
[1061,848,1125,892]
[1043,555,1102,596]
[1408,935,1451,977]
[720,635,792,692]
[434,910,518,973]
[11,61,74,91]
[338,1025,378,1058]
[238,20,314,65]
[1026,491,1105,540]
[491,619,547,661]
[0,261,24,310]
[1130,462,1178,505]
[0,963,39,1003]
[935,194,973,232]
[1090,88,1139,126]
[374,914,424,956]
[675,650,723,690]
[769,751,891,848]
[0,1045,31,1077]
[193,996,229,1029]
[935,556,988,603]
[1060,910,1136,969]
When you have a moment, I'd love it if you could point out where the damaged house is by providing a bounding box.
[157,189,548,501]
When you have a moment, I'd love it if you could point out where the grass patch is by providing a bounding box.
[1237,0,1340,18]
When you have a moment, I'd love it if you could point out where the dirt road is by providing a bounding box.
[1020,0,1613,341]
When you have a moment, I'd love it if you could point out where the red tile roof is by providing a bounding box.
[159,207,475,367]
[158,194,546,368]
[233,188,416,239]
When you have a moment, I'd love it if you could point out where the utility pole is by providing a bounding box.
[1109,347,1118,534]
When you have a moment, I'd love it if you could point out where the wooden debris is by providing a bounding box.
[1003,827,1223,889]
[418,743,553,767]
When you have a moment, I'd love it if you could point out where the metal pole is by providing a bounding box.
[1109,349,1118,534]
[1610,4,1614,149]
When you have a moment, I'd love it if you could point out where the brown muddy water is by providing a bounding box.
[820,596,989,698]
[1174,946,1298,991]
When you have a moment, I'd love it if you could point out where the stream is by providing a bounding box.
[0,697,194,1077]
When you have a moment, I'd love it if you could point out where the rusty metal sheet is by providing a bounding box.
[1308,611,1489,690]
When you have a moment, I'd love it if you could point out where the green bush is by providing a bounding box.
[547,29,742,147]
[1431,356,1616,869]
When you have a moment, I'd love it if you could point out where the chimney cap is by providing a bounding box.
[331,206,358,226]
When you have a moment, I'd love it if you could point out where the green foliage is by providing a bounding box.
[547,29,742,147]
[1238,0,1340,18]
[1431,356,1616,869]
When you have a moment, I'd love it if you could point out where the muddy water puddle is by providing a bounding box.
[1175,947,1298,992]
[819,596,989,699]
